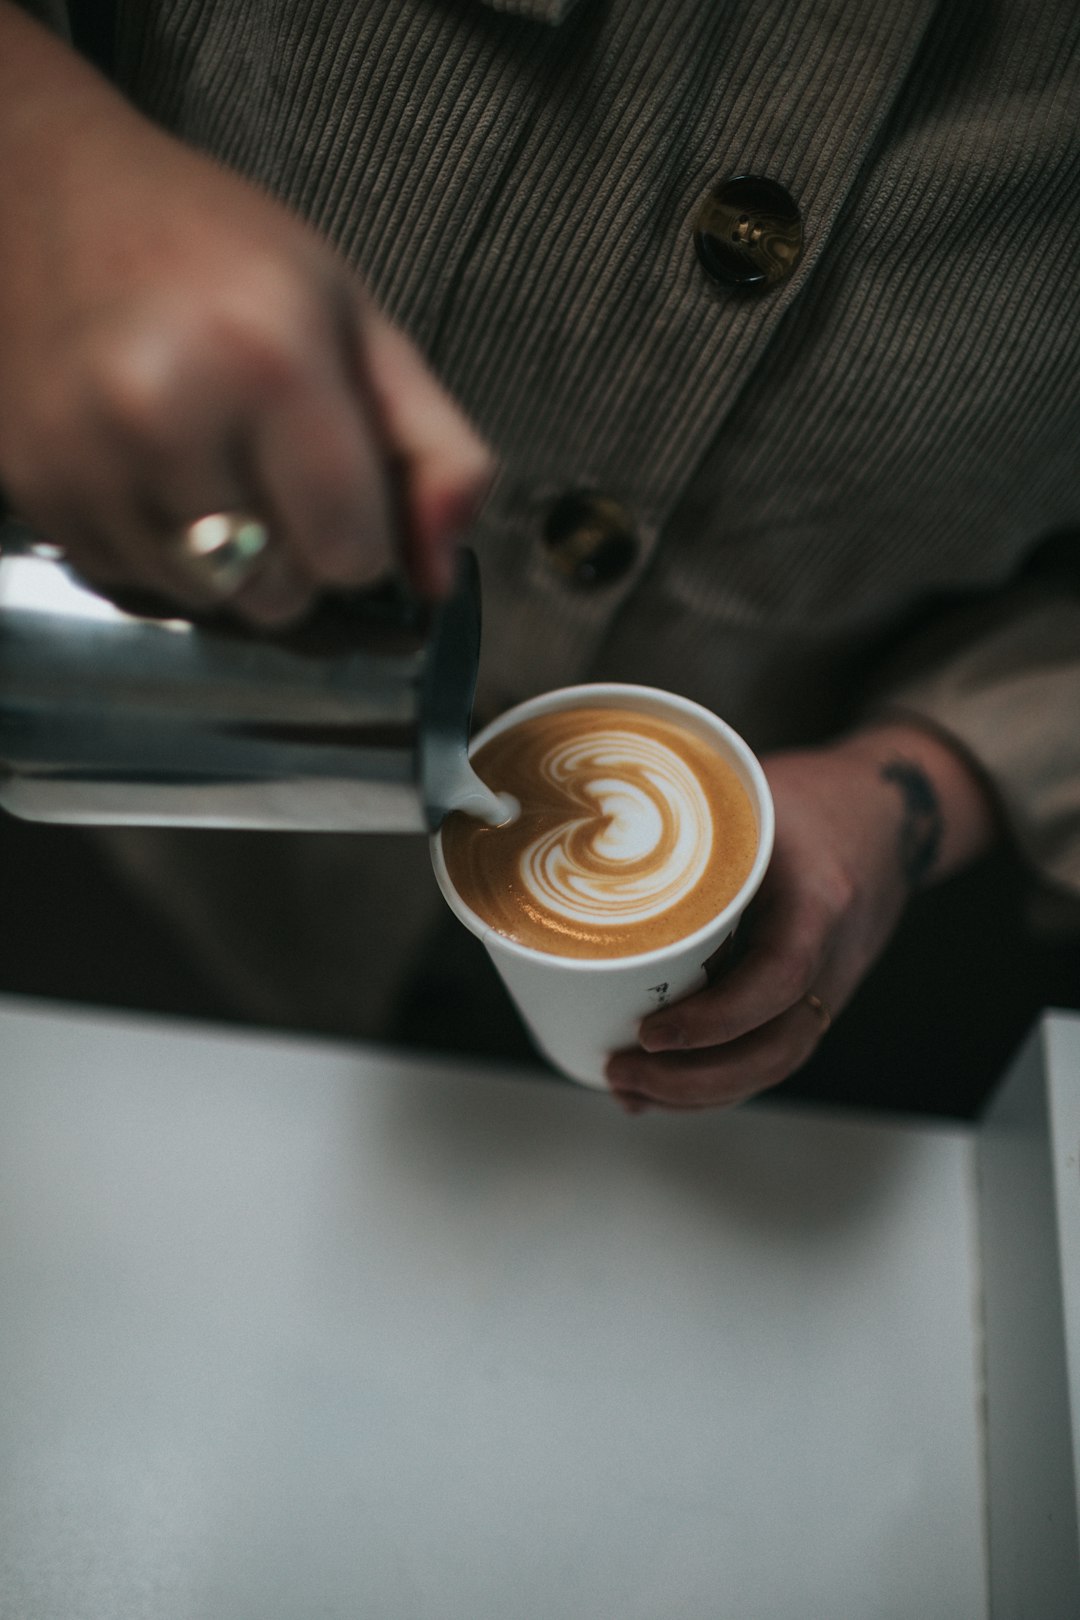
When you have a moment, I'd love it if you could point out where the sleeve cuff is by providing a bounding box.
[864,586,1080,899]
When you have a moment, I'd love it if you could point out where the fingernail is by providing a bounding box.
[640,1022,684,1053]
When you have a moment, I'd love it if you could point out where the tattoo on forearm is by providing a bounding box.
[880,759,943,889]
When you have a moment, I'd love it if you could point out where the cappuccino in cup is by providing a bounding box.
[440,706,758,960]
[432,684,773,1089]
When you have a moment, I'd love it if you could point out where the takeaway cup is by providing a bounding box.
[431,683,774,1089]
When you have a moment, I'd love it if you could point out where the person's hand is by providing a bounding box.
[606,722,998,1113]
[0,3,493,624]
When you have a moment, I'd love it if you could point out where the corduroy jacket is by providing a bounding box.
[13,0,1080,1040]
[67,0,1078,892]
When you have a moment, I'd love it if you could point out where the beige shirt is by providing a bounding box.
[13,0,1080,1031]
[88,0,1080,895]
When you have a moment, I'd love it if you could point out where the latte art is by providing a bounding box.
[520,730,713,928]
[441,705,758,959]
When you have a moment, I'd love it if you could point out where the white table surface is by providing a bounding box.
[0,996,987,1620]
[977,1013,1080,1617]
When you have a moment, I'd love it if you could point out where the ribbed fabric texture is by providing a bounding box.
[91,0,1080,890]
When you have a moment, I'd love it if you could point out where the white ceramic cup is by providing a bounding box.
[431,683,775,1089]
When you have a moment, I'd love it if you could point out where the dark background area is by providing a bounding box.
[69,0,115,74]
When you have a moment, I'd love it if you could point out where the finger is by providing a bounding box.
[37,459,316,624]
[228,546,317,627]
[609,998,827,1109]
[42,495,315,626]
[81,406,271,611]
[638,872,832,1054]
[250,378,395,593]
[123,420,324,625]
[134,288,400,596]
[59,338,267,610]
[4,415,229,613]
[24,487,226,615]
[361,307,495,597]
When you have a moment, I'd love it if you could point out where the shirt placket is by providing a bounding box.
[440,0,942,712]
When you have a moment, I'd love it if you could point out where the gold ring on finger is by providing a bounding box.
[802,992,833,1033]
[173,511,270,598]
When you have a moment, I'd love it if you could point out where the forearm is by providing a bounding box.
[832,719,1000,888]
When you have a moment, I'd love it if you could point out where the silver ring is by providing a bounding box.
[174,512,270,597]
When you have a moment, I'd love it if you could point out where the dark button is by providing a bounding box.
[542,491,639,588]
[694,174,804,291]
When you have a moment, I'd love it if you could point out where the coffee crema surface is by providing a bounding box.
[441,705,758,959]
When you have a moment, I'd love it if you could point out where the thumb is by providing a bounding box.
[360,305,496,597]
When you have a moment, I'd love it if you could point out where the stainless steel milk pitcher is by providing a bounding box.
[0,523,489,833]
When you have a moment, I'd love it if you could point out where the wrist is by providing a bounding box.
[833,718,1000,885]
